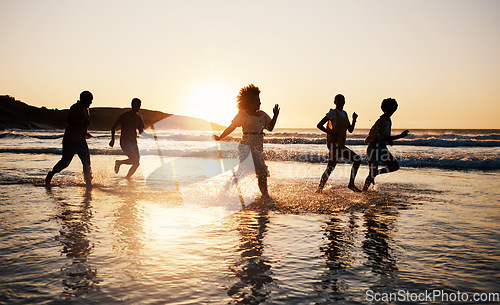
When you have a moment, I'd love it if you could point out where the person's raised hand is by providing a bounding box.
[273,104,280,117]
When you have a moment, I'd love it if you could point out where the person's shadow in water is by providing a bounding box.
[362,204,398,276]
[109,180,147,279]
[46,187,99,297]
[317,201,399,302]
[319,213,358,298]
[227,199,274,304]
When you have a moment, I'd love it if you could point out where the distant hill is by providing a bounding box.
[0,95,224,131]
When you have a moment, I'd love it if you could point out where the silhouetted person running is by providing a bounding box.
[362,98,409,191]
[214,84,279,198]
[109,98,145,179]
[317,94,361,193]
[45,91,93,186]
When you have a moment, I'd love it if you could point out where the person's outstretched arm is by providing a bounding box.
[266,104,280,131]
[389,130,409,142]
[214,122,238,141]
[382,129,409,145]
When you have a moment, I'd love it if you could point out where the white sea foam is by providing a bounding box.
[0,129,499,171]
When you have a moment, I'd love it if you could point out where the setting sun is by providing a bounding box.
[179,82,238,127]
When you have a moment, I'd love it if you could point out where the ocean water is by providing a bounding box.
[0,128,499,304]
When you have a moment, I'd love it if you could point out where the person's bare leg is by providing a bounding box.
[115,158,134,174]
[348,159,361,192]
[125,160,139,179]
[317,160,336,193]
[45,170,55,185]
[378,160,400,175]
[362,162,377,191]
[114,160,121,174]
[258,174,269,198]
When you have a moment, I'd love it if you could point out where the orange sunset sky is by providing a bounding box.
[1,0,499,129]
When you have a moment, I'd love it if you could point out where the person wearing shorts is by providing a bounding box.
[214,84,279,198]
[362,98,409,191]
[316,94,361,193]
[109,98,145,179]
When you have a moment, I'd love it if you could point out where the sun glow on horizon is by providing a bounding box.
[179,82,237,127]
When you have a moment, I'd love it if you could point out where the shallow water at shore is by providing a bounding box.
[1,153,499,304]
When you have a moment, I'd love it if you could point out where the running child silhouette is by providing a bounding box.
[362,98,409,191]
[214,84,279,198]
[316,94,362,193]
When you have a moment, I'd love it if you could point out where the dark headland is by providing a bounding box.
[0,95,224,131]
